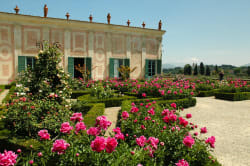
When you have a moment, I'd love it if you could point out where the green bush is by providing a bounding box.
[1,85,15,103]
[215,92,250,101]
[78,94,136,107]
[196,89,219,97]
[0,85,5,94]
[83,103,105,127]
[71,90,91,99]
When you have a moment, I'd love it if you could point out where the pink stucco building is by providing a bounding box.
[0,6,165,84]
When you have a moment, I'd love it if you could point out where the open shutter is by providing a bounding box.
[18,56,26,72]
[68,57,74,78]
[109,58,114,78]
[145,59,149,79]
[86,57,92,79]
[125,58,130,67]
[157,59,162,75]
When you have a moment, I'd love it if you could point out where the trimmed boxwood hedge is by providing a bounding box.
[77,94,136,107]
[83,103,105,127]
[196,89,219,97]
[71,90,91,99]
[215,92,250,101]
[1,85,15,103]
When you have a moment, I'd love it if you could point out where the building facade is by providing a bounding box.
[0,10,165,84]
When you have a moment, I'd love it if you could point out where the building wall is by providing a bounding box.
[0,12,164,84]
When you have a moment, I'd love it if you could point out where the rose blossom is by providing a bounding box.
[75,122,86,134]
[183,135,195,148]
[142,93,146,97]
[147,137,159,149]
[200,127,207,134]
[60,122,73,134]
[105,137,118,153]
[91,136,106,152]
[186,114,192,119]
[38,129,50,140]
[52,139,70,155]
[70,112,83,122]
[170,103,177,109]
[136,136,147,147]
[87,127,100,136]
[121,111,129,120]
[175,159,189,166]
[205,136,216,148]
[95,116,111,130]
[0,150,18,166]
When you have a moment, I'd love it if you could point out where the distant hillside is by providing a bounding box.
[162,63,185,69]
[243,63,250,67]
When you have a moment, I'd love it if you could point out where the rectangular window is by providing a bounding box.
[109,58,130,78]
[68,57,92,79]
[148,60,156,77]
[18,56,36,72]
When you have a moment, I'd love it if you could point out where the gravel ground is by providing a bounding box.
[180,97,250,166]
[104,107,120,137]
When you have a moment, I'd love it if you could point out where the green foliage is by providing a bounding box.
[206,66,211,76]
[200,62,205,75]
[90,83,114,99]
[184,64,192,75]
[71,90,91,99]
[117,65,137,80]
[193,64,198,75]
[1,85,15,103]
[215,92,250,101]
[247,66,250,76]
[83,103,105,127]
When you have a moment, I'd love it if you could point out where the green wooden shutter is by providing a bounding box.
[145,59,149,79]
[125,58,130,67]
[86,57,92,79]
[18,56,26,72]
[68,57,74,78]
[157,59,162,75]
[109,58,114,78]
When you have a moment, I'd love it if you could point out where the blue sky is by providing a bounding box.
[1,0,250,66]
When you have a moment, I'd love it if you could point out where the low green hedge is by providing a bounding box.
[215,92,250,101]
[78,94,137,107]
[4,81,16,89]
[196,89,219,97]
[83,103,105,127]
[71,90,91,99]
[2,85,15,103]
[0,85,5,95]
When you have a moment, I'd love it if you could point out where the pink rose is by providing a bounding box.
[130,107,139,113]
[115,133,125,140]
[91,136,106,152]
[0,150,18,166]
[87,127,100,136]
[105,137,118,153]
[179,117,188,127]
[60,122,73,134]
[147,137,159,149]
[136,136,147,147]
[112,127,121,134]
[200,127,207,134]
[175,159,189,166]
[205,136,215,148]
[186,114,192,119]
[170,103,177,109]
[70,113,83,122]
[95,116,111,130]
[121,111,129,120]
[142,93,146,97]
[183,135,195,148]
[147,108,155,115]
[75,122,86,134]
[38,129,50,140]
[52,139,70,155]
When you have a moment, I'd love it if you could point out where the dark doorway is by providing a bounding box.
[74,58,85,78]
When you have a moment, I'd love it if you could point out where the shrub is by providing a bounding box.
[83,103,105,127]
[71,90,91,99]
[215,92,250,101]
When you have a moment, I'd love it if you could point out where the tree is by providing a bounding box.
[205,65,211,76]
[193,64,198,75]
[184,64,192,75]
[247,66,250,76]
[215,65,218,74]
[199,62,205,75]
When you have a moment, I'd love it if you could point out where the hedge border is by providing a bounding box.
[83,103,105,127]
[71,90,91,99]
[215,92,250,101]
[196,89,219,97]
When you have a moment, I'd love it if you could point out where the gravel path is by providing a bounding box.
[0,89,9,105]
[104,107,121,137]
[180,97,250,166]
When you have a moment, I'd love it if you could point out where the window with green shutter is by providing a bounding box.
[109,58,114,78]
[18,56,26,72]
[145,59,149,79]
[68,57,74,78]
[157,59,162,74]
[86,57,92,79]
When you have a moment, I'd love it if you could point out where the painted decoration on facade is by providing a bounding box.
[22,26,42,54]
[71,31,87,54]
[131,36,142,54]
[50,28,64,48]
[0,24,14,83]
[112,34,125,57]
[93,33,106,80]
[146,38,158,57]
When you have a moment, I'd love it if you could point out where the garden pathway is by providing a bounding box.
[104,107,121,137]
[180,97,250,166]
[0,89,9,104]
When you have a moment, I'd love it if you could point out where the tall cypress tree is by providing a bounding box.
[184,64,192,75]
[247,66,250,76]
[205,65,211,76]
[193,64,198,75]
[200,62,205,75]
[215,65,218,74]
